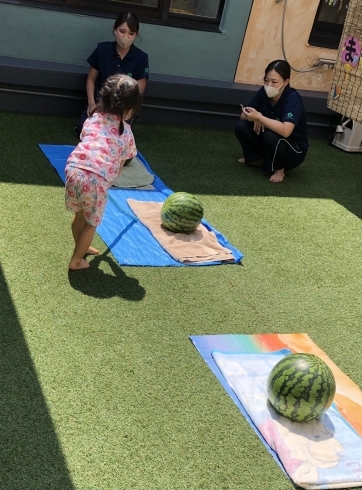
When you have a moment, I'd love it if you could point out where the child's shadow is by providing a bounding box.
[68,251,145,301]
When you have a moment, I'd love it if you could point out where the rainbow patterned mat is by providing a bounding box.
[190,334,362,490]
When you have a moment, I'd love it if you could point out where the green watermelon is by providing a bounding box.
[267,353,336,422]
[161,192,204,233]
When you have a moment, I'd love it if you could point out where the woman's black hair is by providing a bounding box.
[97,74,143,135]
[114,12,140,34]
[265,60,291,81]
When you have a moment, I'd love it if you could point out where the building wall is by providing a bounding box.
[0,0,251,82]
[235,0,338,92]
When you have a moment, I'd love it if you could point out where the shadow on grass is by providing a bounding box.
[67,252,146,300]
[0,264,75,490]
[140,131,362,220]
[0,113,79,188]
[0,113,361,219]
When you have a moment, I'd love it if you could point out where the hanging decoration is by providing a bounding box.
[327,0,362,123]
[340,36,361,66]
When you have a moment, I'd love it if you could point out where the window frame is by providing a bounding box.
[308,0,345,50]
[0,0,225,32]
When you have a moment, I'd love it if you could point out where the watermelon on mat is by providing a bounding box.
[267,353,336,422]
[161,192,204,233]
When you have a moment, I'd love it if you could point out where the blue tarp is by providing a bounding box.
[39,144,243,267]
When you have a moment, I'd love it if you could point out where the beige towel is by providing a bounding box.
[127,199,235,264]
[112,157,155,189]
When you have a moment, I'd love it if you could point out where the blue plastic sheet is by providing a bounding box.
[39,144,244,267]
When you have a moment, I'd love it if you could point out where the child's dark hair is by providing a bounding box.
[114,12,139,34]
[97,74,143,135]
[265,60,291,81]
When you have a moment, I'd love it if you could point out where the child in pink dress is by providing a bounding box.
[65,74,142,270]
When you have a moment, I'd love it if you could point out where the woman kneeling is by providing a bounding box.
[234,60,308,183]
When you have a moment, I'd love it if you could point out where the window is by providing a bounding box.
[8,0,225,31]
[309,0,349,49]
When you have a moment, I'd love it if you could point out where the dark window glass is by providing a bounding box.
[107,0,159,7]
[111,0,159,6]
[309,0,349,49]
[169,0,221,18]
[1,0,225,30]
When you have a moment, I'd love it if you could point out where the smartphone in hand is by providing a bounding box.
[240,104,250,114]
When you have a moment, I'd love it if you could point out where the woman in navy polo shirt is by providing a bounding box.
[75,11,149,135]
[234,60,308,183]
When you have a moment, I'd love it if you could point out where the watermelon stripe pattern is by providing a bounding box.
[267,353,336,422]
[161,192,204,233]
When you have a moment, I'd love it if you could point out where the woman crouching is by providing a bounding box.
[234,60,308,183]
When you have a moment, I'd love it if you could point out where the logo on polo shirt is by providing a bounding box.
[287,112,294,118]
[144,68,149,73]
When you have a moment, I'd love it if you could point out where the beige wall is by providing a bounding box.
[235,0,338,92]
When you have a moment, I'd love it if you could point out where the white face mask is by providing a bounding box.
[264,82,285,98]
[115,35,133,49]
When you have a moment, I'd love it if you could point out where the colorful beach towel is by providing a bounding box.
[39,145,243,267]
[190,334,362,490]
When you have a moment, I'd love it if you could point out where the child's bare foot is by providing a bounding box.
[238,157,245,163]
[86,246,100,255]
[269,169,285,183]
[69,258,90,270]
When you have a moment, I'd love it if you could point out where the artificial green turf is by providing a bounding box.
[0,111,361,490]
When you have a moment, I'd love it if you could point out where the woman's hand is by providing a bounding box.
[87,101,97,117]
[242,107,262,122]
[243,106,295,138]
[253,121,265,135]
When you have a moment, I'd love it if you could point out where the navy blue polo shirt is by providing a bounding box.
[248,85,309,154]
[87,42,149,93]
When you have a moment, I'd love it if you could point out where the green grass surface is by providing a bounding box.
[0,111,361,490]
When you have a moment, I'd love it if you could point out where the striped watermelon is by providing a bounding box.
[161,192,204,233]
[267,353,336,422]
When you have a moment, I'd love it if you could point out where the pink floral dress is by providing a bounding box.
[65,113,137,226]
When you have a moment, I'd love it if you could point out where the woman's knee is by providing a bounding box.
[234,119,252,140]
[262,129,280,147]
